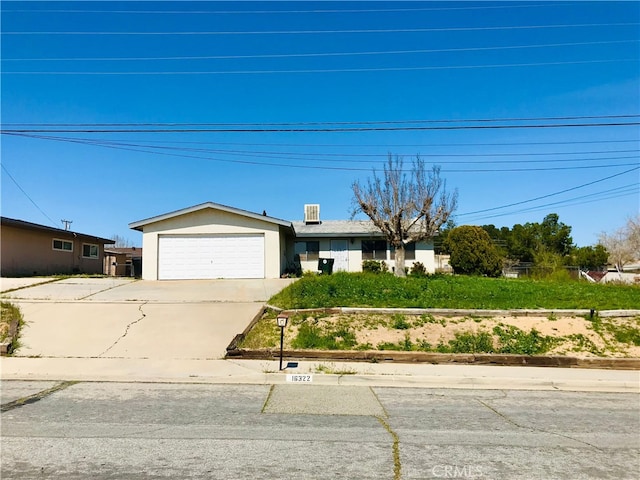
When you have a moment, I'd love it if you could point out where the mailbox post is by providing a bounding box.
[276,313,289,371]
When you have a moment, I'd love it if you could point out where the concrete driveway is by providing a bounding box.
[1,277,295,360]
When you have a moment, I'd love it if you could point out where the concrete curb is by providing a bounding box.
[226,348,640,370]
[2,358,638,393]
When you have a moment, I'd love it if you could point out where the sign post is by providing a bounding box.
[276,313,289,371]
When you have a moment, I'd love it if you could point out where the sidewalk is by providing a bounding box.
[2,356,638,393]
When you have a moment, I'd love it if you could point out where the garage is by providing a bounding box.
[158,234,265,280]
[129,202,293,280]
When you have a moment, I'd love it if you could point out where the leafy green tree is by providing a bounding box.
[532,247,569,280]
[571,245,609,270]
[538,213,573,256]
[480,224,508,257]
[498,214,574,263]
[507,223,538,262]
[448,225,503,277]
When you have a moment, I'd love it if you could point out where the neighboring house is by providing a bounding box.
[129,202,438,280]
[103,247,143,277]
[0,217,114,276]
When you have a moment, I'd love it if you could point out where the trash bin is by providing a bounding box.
[318,258,334,275]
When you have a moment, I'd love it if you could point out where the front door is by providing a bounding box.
[330,240,349,272]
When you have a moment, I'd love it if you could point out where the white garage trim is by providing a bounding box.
[158,234,265,280]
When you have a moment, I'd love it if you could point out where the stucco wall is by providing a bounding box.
[140,209,284,280]
[296,237,436,274]
[0,226,105,276]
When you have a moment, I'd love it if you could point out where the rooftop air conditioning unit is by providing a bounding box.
[304,204,320,224]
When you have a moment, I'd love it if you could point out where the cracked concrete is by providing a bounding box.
[6,278,282,360]
[98,303,148,357]
[476,397,604,451]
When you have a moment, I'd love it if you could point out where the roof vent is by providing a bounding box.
[304,204,320,224]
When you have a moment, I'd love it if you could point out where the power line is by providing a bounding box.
[6,40,636,62]
[458,166,640,216]
[5,22,638,35]
[5,114,637,127]
[3,121,639,133]
[19,138,634,148]
[5,131,637,173]
[6,58,636,75]
[2,4,574,15]
[8,133,638,160]
[8,132,638,165]
[0,164,58,227]
[466,184,639,222]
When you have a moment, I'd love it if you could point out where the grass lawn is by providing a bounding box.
[269,272,640,310]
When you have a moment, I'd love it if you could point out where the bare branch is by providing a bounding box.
[351,155,458,276]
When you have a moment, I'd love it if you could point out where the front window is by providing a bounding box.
[82,244,99,258]
[390,242,416,260]
[295,241,319,261]
[362,240,387,260]
[53,239,73,252]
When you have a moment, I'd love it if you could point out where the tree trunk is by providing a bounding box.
[395,244,406,277]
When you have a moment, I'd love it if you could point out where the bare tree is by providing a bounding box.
[598,215,640,274]
[111,234,134,248]
[352,155,458,277]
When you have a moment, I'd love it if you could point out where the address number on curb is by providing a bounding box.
[286,374,313,383]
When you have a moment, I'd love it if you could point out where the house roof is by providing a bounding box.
[129,202,293,232]
[292,220,384,238]
[1,217,114,244]
[104,247,143,258]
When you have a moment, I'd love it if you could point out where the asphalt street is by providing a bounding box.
[1,381,638,480]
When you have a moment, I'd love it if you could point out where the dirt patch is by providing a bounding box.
[259,312,640,358]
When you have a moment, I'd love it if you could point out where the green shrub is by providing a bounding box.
[612,325,640,346]
[292,323,325,349]
[391,314,411,329]
[376,333,415,351]
[408,262,427,277]
[565,333,602,354]
[438,331,495,353]
[493,325,558,355]
[447,225,503,277]
[291,322,357,350]
[362,260,389,274]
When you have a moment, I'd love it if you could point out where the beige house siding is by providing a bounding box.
[139,208,284,280]
[1,224,106,276]
[296,237,436,274]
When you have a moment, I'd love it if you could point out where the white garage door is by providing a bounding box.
[158,235,265,279]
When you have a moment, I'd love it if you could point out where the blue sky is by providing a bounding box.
[2,1,639,247]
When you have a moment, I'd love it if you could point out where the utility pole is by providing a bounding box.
[61,219,73,231]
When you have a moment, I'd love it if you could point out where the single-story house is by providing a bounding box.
[103,247,143,277]
[0,217,114,276]
[129,202,437,280]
